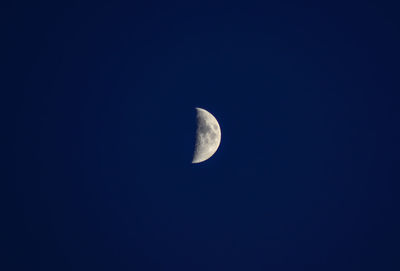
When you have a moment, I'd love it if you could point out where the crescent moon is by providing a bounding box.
[192,107,221,164]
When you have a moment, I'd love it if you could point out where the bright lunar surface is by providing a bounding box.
[192,108,221,164]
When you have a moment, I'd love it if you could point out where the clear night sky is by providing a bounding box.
[3,1,400,270]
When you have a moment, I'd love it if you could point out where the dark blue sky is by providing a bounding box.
[3,1,400,270]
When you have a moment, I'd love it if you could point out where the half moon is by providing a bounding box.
[192,107,221,164]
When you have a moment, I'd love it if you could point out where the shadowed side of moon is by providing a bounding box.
[192,108,221,164]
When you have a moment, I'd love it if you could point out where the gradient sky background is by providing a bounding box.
[3,1,400,270]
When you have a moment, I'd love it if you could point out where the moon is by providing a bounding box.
[192,107,221,164]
